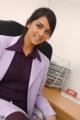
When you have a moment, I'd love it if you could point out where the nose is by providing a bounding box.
[39,29,44,37]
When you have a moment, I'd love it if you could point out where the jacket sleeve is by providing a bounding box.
[0,35,6,59]
[35,58,56,119]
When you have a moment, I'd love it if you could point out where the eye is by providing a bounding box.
[45,30,51,36]
[36,23,43,29]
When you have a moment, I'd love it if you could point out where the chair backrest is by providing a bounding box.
[0,20,52,60]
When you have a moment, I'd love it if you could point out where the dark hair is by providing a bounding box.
[22,7,57,37]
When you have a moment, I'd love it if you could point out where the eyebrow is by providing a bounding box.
[37,22,50,31]
[37,22,44,27]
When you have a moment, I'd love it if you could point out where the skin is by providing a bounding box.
[22,16,51,55]
[22,16,56,120]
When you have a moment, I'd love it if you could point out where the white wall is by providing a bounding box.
[0,0,49,25]
[49,0,80,94]
[0,0,80,94]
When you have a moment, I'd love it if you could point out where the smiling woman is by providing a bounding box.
[0,7,57,120]
[23,17,51,52]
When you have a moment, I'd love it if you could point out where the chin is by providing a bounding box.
[32,41,42,46]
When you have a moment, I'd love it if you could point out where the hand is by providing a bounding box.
[46,114,56,120]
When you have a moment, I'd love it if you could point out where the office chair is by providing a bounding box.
[0,20,52,60]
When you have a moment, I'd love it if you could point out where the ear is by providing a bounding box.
[27,23,31,28]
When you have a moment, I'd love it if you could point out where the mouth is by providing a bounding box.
[33,35,42,43]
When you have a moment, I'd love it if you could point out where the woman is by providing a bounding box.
[0,7,56,120]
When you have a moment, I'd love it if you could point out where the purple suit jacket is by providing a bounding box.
[0,35,55,119]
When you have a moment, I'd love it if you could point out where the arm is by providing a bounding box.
[35,60,56,120]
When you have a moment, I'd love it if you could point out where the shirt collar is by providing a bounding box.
[6,37,41,62]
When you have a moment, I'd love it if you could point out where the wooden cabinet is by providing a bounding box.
[44,87,80,120]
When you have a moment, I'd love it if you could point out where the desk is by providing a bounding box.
[44,87,80,120]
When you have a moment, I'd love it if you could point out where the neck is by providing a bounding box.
[22,36,34,56]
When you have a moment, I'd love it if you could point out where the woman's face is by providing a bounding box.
[25,16,51,46]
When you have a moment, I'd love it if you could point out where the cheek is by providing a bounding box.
[31,27,37,35]
[43,35,49,41]
[27,27,35,37]
[28,24,35,33]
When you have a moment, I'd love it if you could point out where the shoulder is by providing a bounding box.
[38,50,49,66]
[0,35,21,47]
[0,35,21,58]
[0,35,21,42]
[0,35,15,42]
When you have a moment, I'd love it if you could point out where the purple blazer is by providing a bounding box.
[0,35,55,119]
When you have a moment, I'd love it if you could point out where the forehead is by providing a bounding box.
[33,17,50,29]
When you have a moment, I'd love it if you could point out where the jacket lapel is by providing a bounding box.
[29,58,42,87]
[0,50,15,80]
[0,35,20,81]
